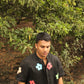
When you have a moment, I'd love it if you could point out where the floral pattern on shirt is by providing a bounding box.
[56,73,59,79]
[47,62,52,70]
[29,80,35,84]
[36,63,42,71]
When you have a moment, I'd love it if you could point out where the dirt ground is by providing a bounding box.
[0,47,29,84]
[71,58,84,84]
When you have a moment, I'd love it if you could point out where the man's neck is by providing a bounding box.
[36,52,46,60]
[36,52,47,65]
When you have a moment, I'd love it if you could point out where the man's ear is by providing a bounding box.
[35,43,37,49]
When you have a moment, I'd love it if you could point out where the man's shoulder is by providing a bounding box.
[49,53,62,66]
[49,53,60,61]
[21,53,35,63]
[49,53,58,58]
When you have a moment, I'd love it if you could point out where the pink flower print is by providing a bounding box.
[47,62,52,70]
[29,80,35,84]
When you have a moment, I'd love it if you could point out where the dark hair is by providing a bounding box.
[36,32,51,43]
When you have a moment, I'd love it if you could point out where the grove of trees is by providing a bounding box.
[0,0,84,83]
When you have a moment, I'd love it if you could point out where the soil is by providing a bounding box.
[0,48,27,84]
[71,59,84,84]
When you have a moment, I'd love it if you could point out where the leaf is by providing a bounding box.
[73,1,76,6]
[13,0,16,3]
[22,46,27,54]
[0,22,3,27]
[9,32,12,42]
[29,35,31,40]
[68,0,71,4]
[6,0,8,3]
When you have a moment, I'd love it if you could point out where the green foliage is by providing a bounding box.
[36,14,72,40]
[8,27,36,54]
[72,20,84,38]
[58,39,83,78]
[0,0,33,24]
[0,16,36,54]
[0,16,16,37]
[1,0,83,39]
[64,80,74,84]
[33,0,84,40]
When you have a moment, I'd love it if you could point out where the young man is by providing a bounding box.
[16,32,65,84]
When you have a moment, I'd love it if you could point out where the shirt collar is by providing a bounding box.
[34,52,50,61]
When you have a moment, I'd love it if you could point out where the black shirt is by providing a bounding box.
[16,53,65,84]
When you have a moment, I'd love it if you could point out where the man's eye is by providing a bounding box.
[41,46,44,48]
[47,46,50,48]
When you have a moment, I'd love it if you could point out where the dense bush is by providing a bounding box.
[0,16,36,53]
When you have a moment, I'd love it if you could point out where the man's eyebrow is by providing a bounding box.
[40,45,45,47]
[40,45,50,47]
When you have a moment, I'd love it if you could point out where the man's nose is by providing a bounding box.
[44,48,47,51]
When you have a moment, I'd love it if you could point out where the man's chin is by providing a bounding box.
[42,54,48,57]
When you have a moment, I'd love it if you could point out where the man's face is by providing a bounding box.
[35,40,51,59]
